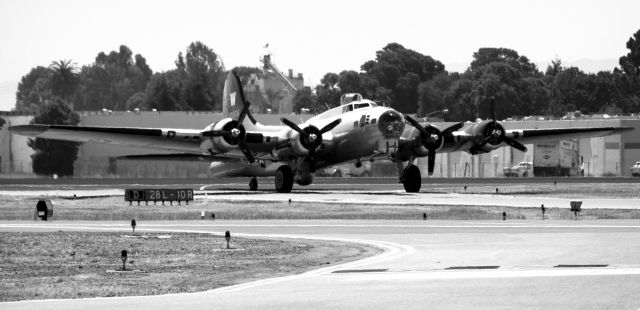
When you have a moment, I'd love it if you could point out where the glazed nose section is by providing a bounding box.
[377,110,405,139]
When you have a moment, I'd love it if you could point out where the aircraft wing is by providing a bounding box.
[401,115,633,175]
[505,126,631,145]
[9,124,204,153]
[449,125,632,154]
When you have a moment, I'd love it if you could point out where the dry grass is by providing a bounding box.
[0,232,379,302]
[1,194,638,221]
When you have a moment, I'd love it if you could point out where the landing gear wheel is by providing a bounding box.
[249,177,258,191]
[403,165,421,193]
[275,166,294,193]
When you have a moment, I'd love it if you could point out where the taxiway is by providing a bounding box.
[2,220,640,310]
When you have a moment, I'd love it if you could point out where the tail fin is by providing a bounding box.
[222,71,259,130]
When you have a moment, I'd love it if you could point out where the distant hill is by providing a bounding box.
[561,58,620,73]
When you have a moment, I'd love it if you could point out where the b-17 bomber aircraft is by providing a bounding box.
[10,71,630,193]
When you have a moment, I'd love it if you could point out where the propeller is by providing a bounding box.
[281,117,342,172]
[405,115,463,175]
[469,97,527,155]
[200,71,255,163]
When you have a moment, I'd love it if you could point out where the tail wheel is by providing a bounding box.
[275,166,294,193]
[403,165,422,193]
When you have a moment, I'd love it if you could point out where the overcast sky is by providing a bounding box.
[1,0,639,111]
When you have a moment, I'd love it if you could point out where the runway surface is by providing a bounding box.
[2,220,640,310]
[2,177,639,211]
[1,187,638,210]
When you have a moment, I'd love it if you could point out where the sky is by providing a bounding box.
[1,0,639,111]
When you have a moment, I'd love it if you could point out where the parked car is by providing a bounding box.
[631,161,640,177]
[503,162,533,177]
[317,167,343,177]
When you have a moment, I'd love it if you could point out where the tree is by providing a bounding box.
[337,70,363,94]
[394,72,421,113]
[125,92,149,111]
[470,48,539,77]
[445,78,476,121]
[28,100,80,177]
[73,45,152,111]
[550,67,590,114]
[521,77,553,116]
[417,72,459,117]
[180,41,226,111]
[619,29,640,78]
[293,87,318,113]
[616,29,640,113]
[545,58,563,76]
[15,66,51,112]
[315,72,342,109]
[49,60,79,101]
[145,71,185,111]
[361,43,445,113]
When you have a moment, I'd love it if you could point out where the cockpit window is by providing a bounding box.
[340,93,363,105]
[341,103,371,113]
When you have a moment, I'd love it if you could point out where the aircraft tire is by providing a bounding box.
[249,178,258,191]
[403,165,421,193]
[275,166,294,193]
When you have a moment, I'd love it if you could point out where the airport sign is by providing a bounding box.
[125,189,194,202]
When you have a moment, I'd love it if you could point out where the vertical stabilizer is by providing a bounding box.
[222,71,259,130]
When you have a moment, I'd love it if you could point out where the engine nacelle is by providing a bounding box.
[466,120,507,154]
[287,126,324,157]
[199,118,239,153]
[288,131,309,156]
[404,124,445,157]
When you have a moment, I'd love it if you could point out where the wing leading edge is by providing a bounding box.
[507,126,633,145]
[9,124,204,153]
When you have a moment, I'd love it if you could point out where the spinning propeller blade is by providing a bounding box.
[281,117,342,172]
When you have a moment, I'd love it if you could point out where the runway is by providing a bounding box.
[2,188,637,210]
[1,177,638,210]
[3,220,640,309]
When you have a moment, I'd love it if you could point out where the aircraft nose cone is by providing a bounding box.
[308,133,317,142]
[231,128,241,138]
[378,110,405,139]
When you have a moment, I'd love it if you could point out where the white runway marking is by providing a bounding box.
[341,267,640,281]
[0,223,413,299]
[4,223,640,229]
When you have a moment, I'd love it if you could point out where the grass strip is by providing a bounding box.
[0,231,379,301]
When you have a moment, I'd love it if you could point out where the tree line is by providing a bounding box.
[16,30,640,120]
[16,42,225,113]
[295,30,640,121]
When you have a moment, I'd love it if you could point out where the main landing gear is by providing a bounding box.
[247,166,298,193]
[400,164,422,193]
[275,166,294,193]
